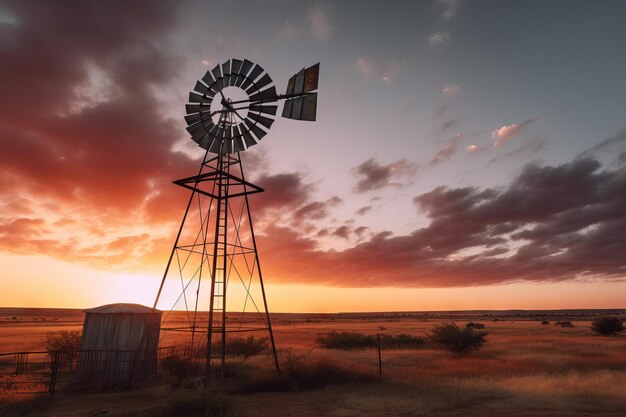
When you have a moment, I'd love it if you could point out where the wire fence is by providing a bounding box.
[0,347,178,397]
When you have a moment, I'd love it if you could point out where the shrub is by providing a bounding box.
[466,322,485,329]
[555,321,575,328]
[317,331,425,350]
[591,317,625,335]
[43,330,81,361]
[428,322,487,357]
[224,336,269,360]
[239,358,378,393]
[541,320,550,325]
[379,334,424,349]
[316,331,375,350]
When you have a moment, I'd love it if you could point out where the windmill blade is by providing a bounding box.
[194,81,213,96]
[235,59,254,87]
[209,138,222,154]
[189,92,212,104]
[186,120,205,135]
[248,112,274,129]
[211,64,222,82]
[240,59,254,77]
[241,127,256,148]
[186,103,209,115]
[249,104,278,116]
[241,64,264,90]
[202,70,216,86]
[249,86,277,103]
[215,77,225,91]
[247,73,272,94]
[191,127,208,143]
[231,58,243,75]
[247,64,264,82]
[244,118,268,141]
[184,112,205,125]
[222,59,232,86]
[199,134,215,150]
[222,59,231,77]
[234,136,245,152]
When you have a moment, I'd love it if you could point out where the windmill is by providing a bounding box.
[153,59,319,386]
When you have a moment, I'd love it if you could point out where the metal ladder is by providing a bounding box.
[206,152,230,384]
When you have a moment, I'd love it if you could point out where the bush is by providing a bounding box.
[466,322,485,330]
[428,323,487,357]
[224,336,269,360]
[591,317,625,335]
[316,331,375,350]
[541,320,550,325]
[379,334,424,349]
[239,358,378,393]
[43,330,81,361]
[555,321,575,328]
[316,331,425,350]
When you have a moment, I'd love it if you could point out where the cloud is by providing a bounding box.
[430,134,463,165]
[352,158,419,193]
[466,144,480,152]
[433,103,448,119]
[356,206,373,216]
[491,118,538,147]
[277,19,298,39]
[438,0,460,21]
[442,84,460,97]
[356,57,406,85]
[427,32,450,46]
[333,225,350,239]
[255,156,626,288]
[487,136,547,165]
[308,5,331,41]
[438,119,459,134]
[577,128,626,164]
[356,58,373,78]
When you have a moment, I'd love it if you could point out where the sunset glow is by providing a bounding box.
[1,1,625,312]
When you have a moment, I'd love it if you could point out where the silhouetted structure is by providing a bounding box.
[76,303,161,389]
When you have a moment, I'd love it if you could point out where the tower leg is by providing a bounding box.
[237,154,280,375]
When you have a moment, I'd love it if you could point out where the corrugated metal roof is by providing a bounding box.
[84,303,161,314]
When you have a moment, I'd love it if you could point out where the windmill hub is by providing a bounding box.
[212,86,249,125]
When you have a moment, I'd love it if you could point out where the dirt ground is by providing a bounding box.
[1,308,625,416]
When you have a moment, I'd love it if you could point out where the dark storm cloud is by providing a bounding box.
[258,157,626,287]
[351,158,419,193]
[0,0,197,267]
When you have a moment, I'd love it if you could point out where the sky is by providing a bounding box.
[1,0,626,312]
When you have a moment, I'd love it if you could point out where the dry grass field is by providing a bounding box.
[1,308,624,416]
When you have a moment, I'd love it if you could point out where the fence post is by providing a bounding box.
[376,334,382,376]
[48,352,60,398]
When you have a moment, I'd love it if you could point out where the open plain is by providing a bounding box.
[0,308,625,416]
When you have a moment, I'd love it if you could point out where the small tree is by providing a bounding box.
[43,330,81,361]
[591,317,624,336]
[428,322,486,357]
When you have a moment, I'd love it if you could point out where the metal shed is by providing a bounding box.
[76,303,161,390]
